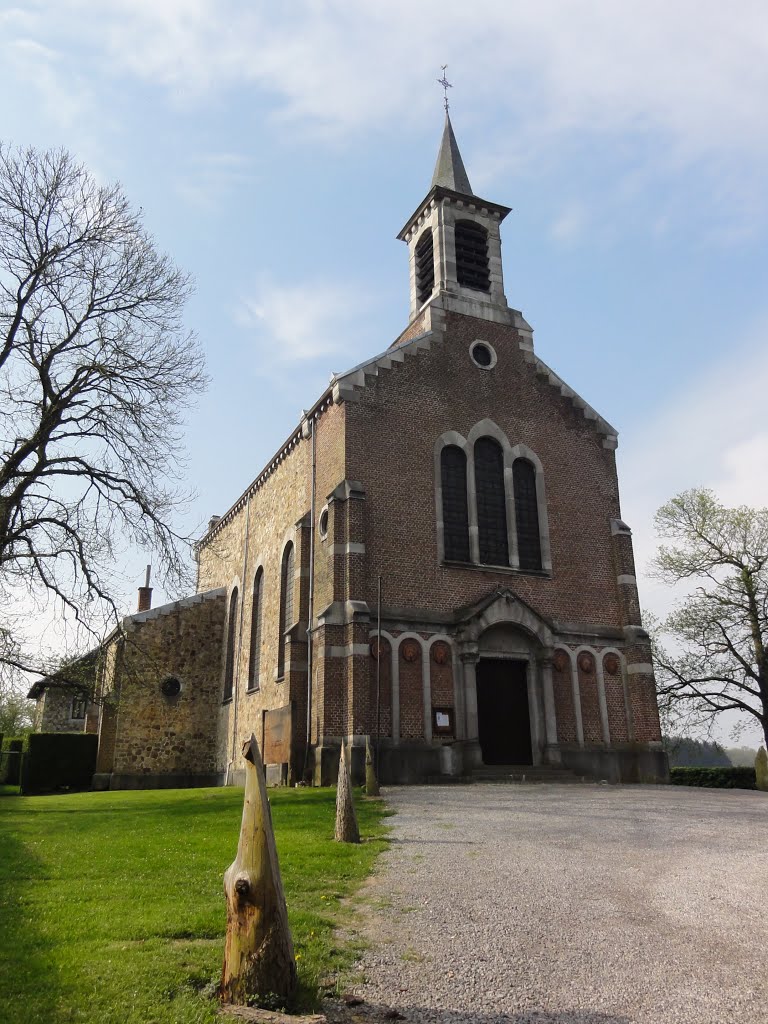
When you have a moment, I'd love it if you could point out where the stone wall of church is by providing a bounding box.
[102,594,227,781]
[34,689,90,734]
[196,399,348,778]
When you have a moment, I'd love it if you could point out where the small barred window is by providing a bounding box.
[71,693,87,719]
[474,436,509,566]
[441,445,470,562]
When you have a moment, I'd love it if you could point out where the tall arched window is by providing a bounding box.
[415,230,435,305]
[441,445,470,562]
[277,543,294,679]
[513,459,542,571]
[223,587,239,701]
[247,568,263,692]
[474,437,509,566]
[455,220,490,292]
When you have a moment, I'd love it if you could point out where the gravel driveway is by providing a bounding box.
[346,784,767,1024]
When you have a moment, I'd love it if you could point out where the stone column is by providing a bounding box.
[459,642,483,771]
[537,650,561,765]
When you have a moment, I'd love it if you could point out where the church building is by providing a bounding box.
[58,114,668,788]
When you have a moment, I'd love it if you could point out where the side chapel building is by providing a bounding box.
[37,115,668,787]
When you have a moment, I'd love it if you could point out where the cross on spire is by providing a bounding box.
[437,65,452,113]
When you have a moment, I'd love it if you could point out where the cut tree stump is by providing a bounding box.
[334,742,360,843]
[220,735,297,1006]
[364,737,380,797]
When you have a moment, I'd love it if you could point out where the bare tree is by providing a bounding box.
[651,488,768,749]
[0,143,206,679]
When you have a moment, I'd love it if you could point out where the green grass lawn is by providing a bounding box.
[0,786,388,1024]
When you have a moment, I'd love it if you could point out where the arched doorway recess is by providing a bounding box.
[476,623,537,765]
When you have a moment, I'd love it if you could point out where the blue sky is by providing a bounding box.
[3,2,767,738]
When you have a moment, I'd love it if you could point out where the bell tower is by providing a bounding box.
[398,112,512,325]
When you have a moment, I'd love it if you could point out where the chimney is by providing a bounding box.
[208,515,221,533]
[137,564,153,612]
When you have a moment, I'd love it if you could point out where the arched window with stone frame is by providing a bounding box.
[247,567,264,692]
[277,543,294,679]
[455,219,490,292]
[474,436,509,566]
[223,586,239,702]
[440,444,470,562]
[513,458,543,571]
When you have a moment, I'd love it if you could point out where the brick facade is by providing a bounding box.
[75,116,667,788]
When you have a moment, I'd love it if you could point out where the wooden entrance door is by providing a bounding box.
[476,658,532,765]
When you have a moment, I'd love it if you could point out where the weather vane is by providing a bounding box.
[437,65,452,113]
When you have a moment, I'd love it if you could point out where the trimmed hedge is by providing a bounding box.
[21,733,97,795]
[670,766,757,790]
[0,736,25,785]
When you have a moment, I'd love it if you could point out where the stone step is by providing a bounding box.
[423,766,586,785]
[471,765,584,784]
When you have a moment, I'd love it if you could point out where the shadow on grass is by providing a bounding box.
[0,827,60,1024]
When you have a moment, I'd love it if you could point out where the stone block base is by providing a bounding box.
[560,745,669,784]
[103,772,221,791]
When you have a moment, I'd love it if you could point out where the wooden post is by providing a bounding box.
[220,735,297,1006]
[334,742,360,843]
[365,736,380,797]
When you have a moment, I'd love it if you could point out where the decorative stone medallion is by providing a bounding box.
[402,640,421,663]
[577,652,595,674]
[431,641,450,665]
[369,637,390,661]
[553,649,570,672]
[604,653,621,676]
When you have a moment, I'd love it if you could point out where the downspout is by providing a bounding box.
[304,415,317,782]
[228,492,251,784]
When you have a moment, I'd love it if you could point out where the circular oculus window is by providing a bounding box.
[318,507,329,539]
[160,675,182,698]
[470,341,497,369]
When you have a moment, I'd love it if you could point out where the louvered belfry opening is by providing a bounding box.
[277,543,294,678]
[223,587,239,701]
[513,458,543,571]
[455,220,490,292]
[474,437,509,566]
[248,567,263,691]
[415,230,435,305]
[441,445,470,562]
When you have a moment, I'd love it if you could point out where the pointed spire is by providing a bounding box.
[430,112,473,196]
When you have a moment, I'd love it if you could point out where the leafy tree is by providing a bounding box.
[0,688,32,736]
[725,745,760,767]
[663,734,731,767]
[652,488,768,749]
[0,143,206,683]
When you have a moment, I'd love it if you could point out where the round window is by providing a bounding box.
[318,508,329,539]
[470,341,497,369]
[160,675,182,698]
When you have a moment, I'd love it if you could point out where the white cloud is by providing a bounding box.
[174,152,256,212]
[620,314,768,602]
[550,203,588,245]
[12,2,768,165]
[236,278,373,365]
